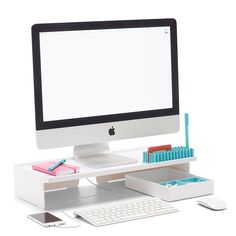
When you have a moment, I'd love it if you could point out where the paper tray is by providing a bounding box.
[125,167,214,201]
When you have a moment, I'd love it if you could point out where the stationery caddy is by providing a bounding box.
[125,167,214,201]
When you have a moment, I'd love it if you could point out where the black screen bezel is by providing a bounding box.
[32,18,179,130]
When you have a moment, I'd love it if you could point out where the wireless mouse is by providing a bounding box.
[197,197,227,211]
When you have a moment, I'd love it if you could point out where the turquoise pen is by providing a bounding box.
[48,159,66,171]
[185,113,189,148]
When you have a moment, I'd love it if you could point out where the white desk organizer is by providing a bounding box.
[125,167,214,201]
[14,148,197,209]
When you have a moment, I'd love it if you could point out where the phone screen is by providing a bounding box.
[29,212,62,224]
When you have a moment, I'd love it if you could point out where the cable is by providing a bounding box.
[56,178,114,228]
[55,210,81,228]
[86,178,114,194]
[57,178,114,207]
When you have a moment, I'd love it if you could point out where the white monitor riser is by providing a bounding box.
[14,147,194,209]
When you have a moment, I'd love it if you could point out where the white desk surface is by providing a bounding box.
[9,147,235,236]
[4,177,235,236]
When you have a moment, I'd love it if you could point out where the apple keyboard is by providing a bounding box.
[74,196,178,226]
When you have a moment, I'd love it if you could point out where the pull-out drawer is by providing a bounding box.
[125,167,214,201]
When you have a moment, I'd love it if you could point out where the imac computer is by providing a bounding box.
[32,18,179,168]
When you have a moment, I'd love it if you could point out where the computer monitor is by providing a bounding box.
[32,18,179,168]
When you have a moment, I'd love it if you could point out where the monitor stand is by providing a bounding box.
[73,142,137,169]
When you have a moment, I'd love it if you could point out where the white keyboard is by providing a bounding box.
[74,196,178,226]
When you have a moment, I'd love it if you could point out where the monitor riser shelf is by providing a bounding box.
[14,148,196,209]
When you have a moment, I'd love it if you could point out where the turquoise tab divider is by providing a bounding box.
[143,146,194,163]
[159,177,207,187]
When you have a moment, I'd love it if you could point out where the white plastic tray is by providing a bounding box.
[125,167,214,201]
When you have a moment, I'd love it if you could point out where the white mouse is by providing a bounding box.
[197,198,227,211]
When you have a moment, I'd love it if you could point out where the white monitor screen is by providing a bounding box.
[39,26,173,122]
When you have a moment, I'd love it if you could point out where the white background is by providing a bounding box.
[0,0,236,235]
[40,27,172,121]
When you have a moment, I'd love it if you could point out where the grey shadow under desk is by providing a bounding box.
[45,180,146,210]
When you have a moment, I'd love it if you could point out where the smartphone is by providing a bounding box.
[27,212,65,227]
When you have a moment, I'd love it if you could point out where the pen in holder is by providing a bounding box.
[143,113,195,163]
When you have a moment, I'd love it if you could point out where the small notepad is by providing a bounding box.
[32,161,79,176]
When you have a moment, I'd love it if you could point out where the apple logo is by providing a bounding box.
[108,126,115,136]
